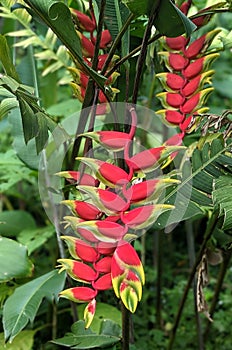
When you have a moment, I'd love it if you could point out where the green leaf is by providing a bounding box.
[18,226,55,255]
[8,109,39,169]
[17,97,39,144]
[52,320,121,349]
[0,237,34,282]
[155,137,232,229]
[96,0,130,40]
[3,270,66,342]
[213,176,232,230]
[153,0,196,37]
[0,98,18,120]
[122,0,196,37]
[0,35,20,80]
[0,210,36,237]
[0,330,35,350]
[23,0,106,89]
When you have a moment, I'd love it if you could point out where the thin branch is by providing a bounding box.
[106,33,161,79]
[203,249,232,341]
[167,212,219,350]
[101,13,135,75]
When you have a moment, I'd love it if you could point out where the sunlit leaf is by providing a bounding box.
[0,237,34,283]
[3,270,66,342]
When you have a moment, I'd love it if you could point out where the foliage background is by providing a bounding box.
[0,0,232,349]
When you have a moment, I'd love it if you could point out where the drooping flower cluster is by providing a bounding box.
[156,2,220,136]
[57,107,182,327]
[69,8,119,113]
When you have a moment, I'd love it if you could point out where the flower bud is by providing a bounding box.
[56,171,97,186]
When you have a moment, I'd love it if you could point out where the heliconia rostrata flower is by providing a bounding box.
[57,3,219,328]
[57,104,183,327]
[69,8,119,113]
[155,1,220,135]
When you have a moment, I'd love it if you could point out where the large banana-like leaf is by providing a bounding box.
[3,270,66,343]
[155,136,232,230]
[122,0,196,37]
[22,0,106,89]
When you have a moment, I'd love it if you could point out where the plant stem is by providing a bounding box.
[132,1,161,104]
[121,303,130,350]
[106,33,161,79]
[155,230,163,328]
[203,249,232,341]
[101,13,135,75]
[186,220,204,350]
[167,212,218,350]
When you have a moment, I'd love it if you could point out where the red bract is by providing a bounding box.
[73,10,96,33]
[166,36,188,50]
[60,287,97,302]
[98,189,129,212]
[78,33,95,57]
[99,162,132,185]
[94,256,112,273]
[168,52,189,71]
[126,146,164,172]
[61,236,99,262]
[92,273,112,290]
[63,200,101,220]
[56,171,97,186]
[91,29,112,49]
[166,73,185,91]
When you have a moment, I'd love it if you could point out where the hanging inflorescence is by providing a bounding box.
[156,1,220,136]
[57,107,183,327]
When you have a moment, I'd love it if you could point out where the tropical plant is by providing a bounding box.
[0,0,232,350]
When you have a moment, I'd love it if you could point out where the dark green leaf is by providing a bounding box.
[53,320,121,349]
[3,270,66,342]
[153,0,196,37]
[0,237,33,282]
[17,97,39,144]
[23,0,106,89]
[0,210,36,237]
[18,226,55,255]
[122,0,196,37]
[155,137,232,229]
[0,35,20,81]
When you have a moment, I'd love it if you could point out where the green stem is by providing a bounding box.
[106,33,161,79]
[121,303,130,350]
[203,249,232,341]
[101,13,135,75]
[185,220,204,350]
[132,1,161,104]
[167,212,219,350]
[155,231,163,328]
